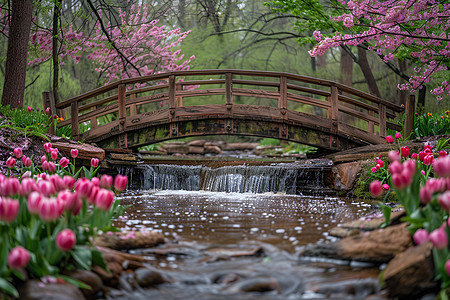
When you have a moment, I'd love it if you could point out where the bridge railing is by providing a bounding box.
[54,69,410,146]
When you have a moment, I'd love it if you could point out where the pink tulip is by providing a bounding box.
[90,158,99,168]
[75,178,93,198]
[386,135,393,143]
[430,227,448,250]
[38,197,64,222]
[37,180,56,197]
[63,176,76,190]
[400,146,410,158]
[0,197,19,223]
[41,155,47,165]
[95,188,115,211]
[395,132,401,139]
[446,260,450,277]
[6,156,15,169]
[419,186,433,204]
[28,191,42,214]
[49,175,66,191]
[91,177,100,187]
[27,106,32,112]
[413,229,429,245]
[57,190,81,215]
[100,174,113,188]
[56,229,76,252]
[371,167,377,173]
[20,178,37,196]
[114,175,128,192]
[46,107,50,114]
[44,142,52,153]
[70,149,78,159]
[369,180,382,197]
[51,149,58,161]
[8,246,30,270]
[433,156,450,178]
[438,191,450,212]
[388,160,403,175]
[47,162,56,174]
[412,153,418,159]
[42,160,49,171]
[23,156,32,168]
[423,154,435,166]
[382,183,390,190]
[388,150,400,162]
[59,157,70,168]
[419,151,426,162]
[13,148,23,158]
[87,185,99,205]
[2,177,20,196]
[376,159,385,168]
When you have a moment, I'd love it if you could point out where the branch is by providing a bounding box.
[86,0,142,78]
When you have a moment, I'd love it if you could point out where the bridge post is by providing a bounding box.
[168,75,177,136]
[71,101,79,141]
[378,103,386,137]
[118,83,127,148]
[225,73,233,109]
[404,94,415,138]
[328,86,339,148]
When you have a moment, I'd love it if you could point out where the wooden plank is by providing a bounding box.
[387,121,403,132]
[338,94,397,119]
[378,103,387,136]
[71,101,79,140]
[233,79,279,88]
[404,95,415,137]
[287,93,331,109]
[233,88,280,99]
[279,76,287,110]
[168,75,176,109]
[286,83,330,97]
[129,93,137,116]
[118,84,126,132]
[57,83,118,109]
[338,104,380,124]
[338,122,385,145]
[90,106,97,129]
[226,73,233,107]
[329,86,339,121]
[179,79,224,86]
[368,110,374,134]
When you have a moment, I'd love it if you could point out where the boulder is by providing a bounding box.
[19,279,85,300]
[62,269,103,299]
[204,145,222,154]
[161,144,188,154]
[188,146,205,155]
[94,230,165,250]
[187,140,206,147]
[383,243,437,299]
[134,268,168,287]
[330,161,362,190]
[302,223,412,264]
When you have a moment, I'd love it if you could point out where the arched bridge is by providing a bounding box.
[54,69,414,151]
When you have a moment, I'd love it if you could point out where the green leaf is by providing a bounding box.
[72,246,92,270]
[0,278,19,298]
[56,274,91,290]
[91,248,108,271]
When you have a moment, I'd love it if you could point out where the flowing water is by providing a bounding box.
[110,163,385,300]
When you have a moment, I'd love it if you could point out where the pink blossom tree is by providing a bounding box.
[308,0,450,101]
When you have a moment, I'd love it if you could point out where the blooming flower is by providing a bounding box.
[6,156,15,169]
[395,132,402,139]
[386,135,393,143]
[59,157,70,168]
[56,229,76,251]
[8,246,30,270]
[95,188,115,211]
[369,180,382,197]
[70,149,79,158]
[430,227,448,250]
[114,175,128,192]
[91,158,99,168]
[13,148,23,158]
[0,197,20,223]
[413,229,429,245]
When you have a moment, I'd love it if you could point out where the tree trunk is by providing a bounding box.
[52,0,62,105]
[357,47,381,97]
[1,0,33,109]
[340,48,353,86]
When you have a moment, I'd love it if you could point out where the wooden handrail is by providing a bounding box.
[53,69,406,145]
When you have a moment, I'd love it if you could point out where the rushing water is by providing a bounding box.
[110,187,385,299]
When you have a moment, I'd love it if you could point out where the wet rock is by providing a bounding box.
[205,246,264,258]
[134,268,168,287]
[308,278,380,299]
[94,230,165,250]
[204,145,222,154]
[302,223,412,264]
[223,142,259,151]
[383,243,437,299]
[188,146,205,154]
[227,277,281,293]
[52,141,105,161]
[212,272,243,284]
[92,262,122,287]
[187,140,206,147]
[19,279,85,300]
[330,161,362,190]
[161,143,188,154]
[62,269,103,299]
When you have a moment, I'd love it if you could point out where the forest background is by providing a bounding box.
[0,0,448,118]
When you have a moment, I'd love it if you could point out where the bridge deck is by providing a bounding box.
[52,69,413,151]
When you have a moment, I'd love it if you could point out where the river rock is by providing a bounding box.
[226,276,281,293]
[61,269,103,299]
[383,242,437,299]
[94,230,165,250]
[307,278,380,299]
[134,268,168,287]
[302,223,412,263]
[188,146,205,154]
[19,279,86,300]
[204,145,222,154]
[187,140,206,147]
[92,261,122,287]
[161,143,188,154]
[330,161,361,190]
[223,142,259,151]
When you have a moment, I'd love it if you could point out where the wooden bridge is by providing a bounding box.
[53,69,414,152]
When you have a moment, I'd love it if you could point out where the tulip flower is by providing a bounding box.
[75,178,93,198]
[0,197,19,223]
[56,229,76,251]
[395,132,401,139]
[8,246,30,270]
[371,167,377,173]
[28,192,42,214]
[6,156,15,169]
[423,154,435,166]
[37,180,56,197]
[70,149,78,159]
[388,150,400,162]
[446,260,450,277]
[57,190,81,215]
[369,180,382,197]
[91,177,100,187]
[20,178,37,196]
[429,228,448,250]
[400,146,410,158]
[13,147,23,158]
[419,186,433,204]
[100,174,113,188]
[382,184,390,190]
[376,159,385,168]
[412,153,418,159]
[59,157,70,168]
[413,229,429,245]
[47,162,57,174]
[439,151,448,158]
[95,188,115,211]
[438,192,450,212]
[3,177,20,196]
[63,176,75,190]
[90,158,99,168]
[433,156,450,178]
[51,149,58,161]
[27,106,32,112]
[38,197,64,222]
[23,156,32,167]
[386,135,393,143]
[114,175,128,192]
[44,142,52,153]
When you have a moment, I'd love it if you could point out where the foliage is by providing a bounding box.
[413,110,450,138]
[369,143,450,292]
[259,138,281,146]
[268,0,450,101]
[0,104,51,134]
[0,143,128,297]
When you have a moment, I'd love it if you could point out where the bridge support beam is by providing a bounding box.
[404,95,415,138]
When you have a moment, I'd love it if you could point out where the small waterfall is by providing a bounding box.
[119,161,332,195]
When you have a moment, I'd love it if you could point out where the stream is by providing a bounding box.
[108,163,385,299]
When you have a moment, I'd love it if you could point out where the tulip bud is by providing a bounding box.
[47,162,56,174]
[386,135,393,143]
[44,142,52,153]
[51,149,58,161]
[400,146,410,158]
[56,229,76,251]
[59,157,70,168]
[429,228,448,250]
[28,191,42,214]
[114,175,128,192]
[413,229,429,245]
[412,153,418,159]
[63,176,75,190]
[382,183,390,190]
[369,180,382,197]
[395,132,401,139]
[90,158,99,168]
[37,180,56,197]
[388,150,400,162]
[70,149,78,159]
[8,246,30,270]
[439,151,448,158]
[99,174,113,189]
[6,156,15,169]
[24,156,32,168]
[376,159,385,168]
[38,197,64,222]
[446,260,450,277]
[95,188,115,211]
[13,148,23,158]
[419,186,433,204]
[0,197,19,222]
[438,191,450,212]
[433,156,450,178]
